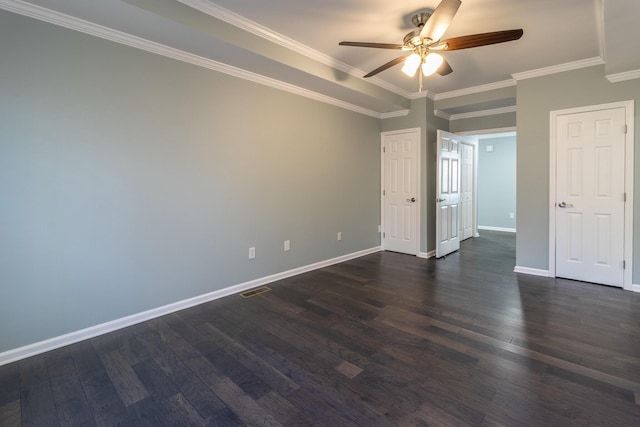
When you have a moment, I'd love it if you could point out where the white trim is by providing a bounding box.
[434,80,516,100]
[514,266,551,277]
[434,110,451,120]
[0,246,382,366]
[456,127,517,137]
[418,250,436,259]
[380,109,410,119]
[449,106,517,121]
[632,284,640,293]
[549,100,634,290]
[409,90,434,100]
[381,128,422,256]
[478,226,516,233]
[175,0,411,98]
[512,57,604,81]
[0,0,388,119]
[606,69,640,83]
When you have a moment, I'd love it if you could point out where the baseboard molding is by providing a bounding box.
[0,246,382,366]
[513,266,551,277]
[631,284,640,293]
[478,226,516,233]
[418,250,436,259]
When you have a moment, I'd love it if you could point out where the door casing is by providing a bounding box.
[549,100,635,291]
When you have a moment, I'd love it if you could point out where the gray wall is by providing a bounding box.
[516,65,640,282]
[477,136,517,230]
[0,11,381,353]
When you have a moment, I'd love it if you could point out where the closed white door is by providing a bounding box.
[460,142,475,241]
[382,130,419,255]
[436,130,461,258]
[555,107,626,286]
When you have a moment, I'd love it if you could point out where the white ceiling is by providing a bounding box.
[5,0,640,115]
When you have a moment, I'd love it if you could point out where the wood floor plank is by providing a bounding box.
[0,400,21,427]
[99,349,149,407]
[3,231,640,425]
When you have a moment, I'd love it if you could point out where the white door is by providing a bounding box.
[382,129,419,255]
[555,107,626,286]
[436,130,461,258]
[460,142,475,241]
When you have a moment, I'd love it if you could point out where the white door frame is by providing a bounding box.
[549,101,635,291]
[380,128,421,255]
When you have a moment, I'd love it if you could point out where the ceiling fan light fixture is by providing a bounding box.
[422,53,444,76]
[401,53,422,77]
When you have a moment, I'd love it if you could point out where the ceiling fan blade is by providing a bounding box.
[432,29,524,51]
[437,58,453,76]
[339,41,405,50]
[364,54,412,78]
[420,0,461,42]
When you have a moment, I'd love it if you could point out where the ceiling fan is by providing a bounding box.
[338,0,523,91]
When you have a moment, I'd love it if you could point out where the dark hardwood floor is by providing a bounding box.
[2,231,640,426]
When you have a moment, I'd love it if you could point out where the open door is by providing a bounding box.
[436,130,474,258]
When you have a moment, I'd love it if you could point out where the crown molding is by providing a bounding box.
[512,57,604,81]
[0,0,388,118]
[434,105,516,121]
[434,110,450,120]
[380,109,410,119]
[449,105,516,121]
[408,90,434,100]
[606,69,640,83]
[433,79,516,101]
[176,0,412,99]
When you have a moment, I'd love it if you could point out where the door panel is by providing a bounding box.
[436,130,462,258]
[383,130,419,254]
[555,107,625,286]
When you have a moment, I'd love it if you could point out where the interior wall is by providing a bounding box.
[516,65,640,283]
[0,10,381,353]
[477,136,517,230]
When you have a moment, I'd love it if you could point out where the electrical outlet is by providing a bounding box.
[248,247,255,259]
[509,212,515,219]
[284,240,290,251]
[337,232,342,241]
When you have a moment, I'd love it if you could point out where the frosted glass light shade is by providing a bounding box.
[421,53,444,76]
[401,53,421,77]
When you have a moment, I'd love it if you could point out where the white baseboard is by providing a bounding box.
[478,226,516,233]
[631,284,640,293]
[418,250,436,259]
[0,246,382,366]
[513,266,551,277]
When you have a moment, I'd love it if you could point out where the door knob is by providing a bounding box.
[406,197,416,202]
[558,202,574,208]
[436,198,445,202]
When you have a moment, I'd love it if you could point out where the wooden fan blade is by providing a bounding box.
[432,29,524,51]
[339,41,404,50]
[420,0,461,42]
[364,54,412,78]
[437,58,453,76]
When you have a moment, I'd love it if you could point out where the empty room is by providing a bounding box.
[1,0,640,425]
